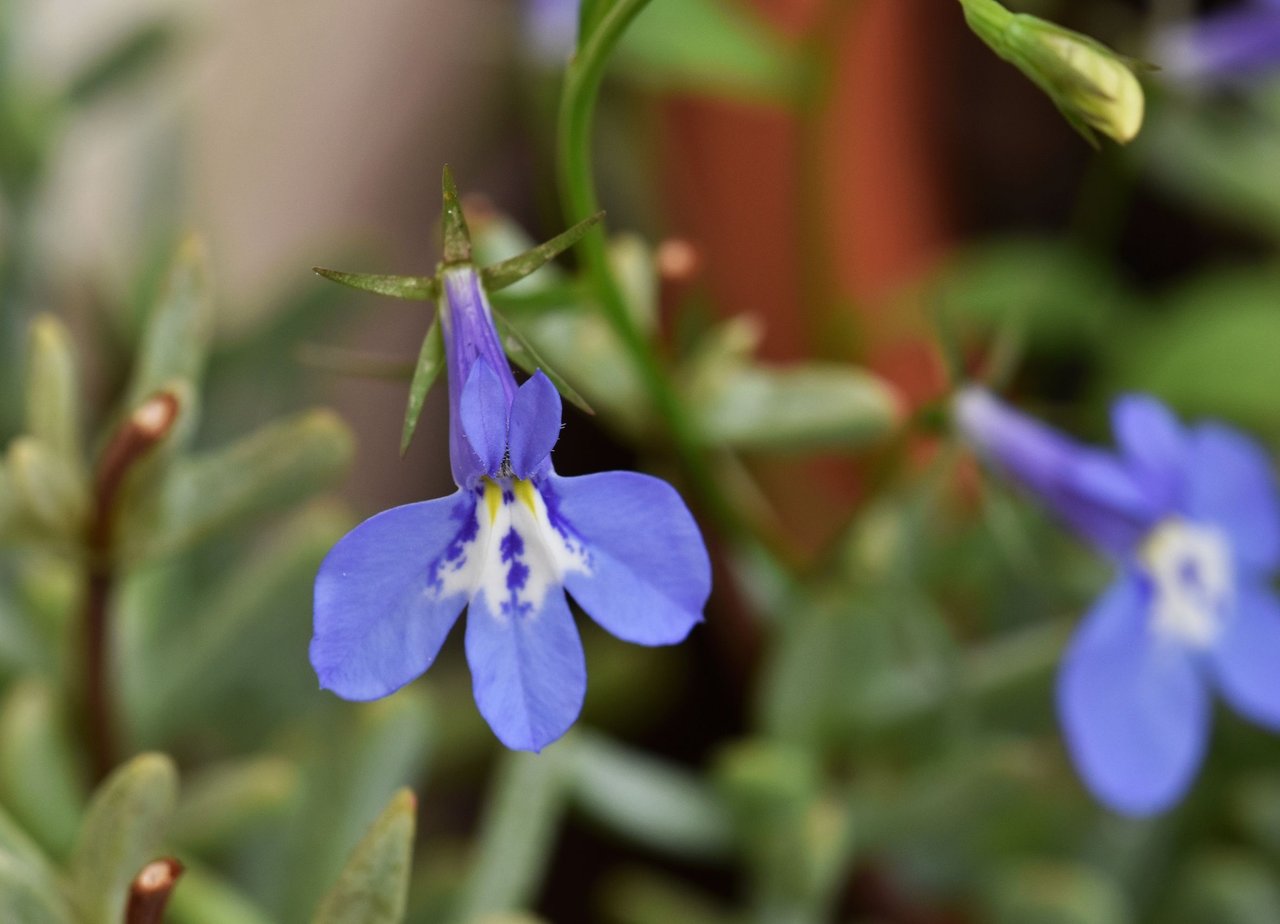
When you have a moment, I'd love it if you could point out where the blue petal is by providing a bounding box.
[547,471,709,645]
[1183,423,1280,571]
[955,388,1158,556]
[1111,394,1187,510]
[459,357,509,478]
[1210,581,1280,729]
[465,585,586,751]
[508,371,562,479]
[1056,574,1210,816]
[312,492,475,700]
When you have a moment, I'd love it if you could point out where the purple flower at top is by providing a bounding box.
[311,264,710,751]
[1154,0,1280,83]
[524,0,581,64]
[956,387,1280,815]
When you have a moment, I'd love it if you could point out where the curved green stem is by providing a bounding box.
[555,0,762,551]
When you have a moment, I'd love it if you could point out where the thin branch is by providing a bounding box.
[125,857,184,924]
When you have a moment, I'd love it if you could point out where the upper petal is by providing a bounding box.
[459,357,509,478]
[1183,423,1280,571]
[465,585,585,752]
[507,371,562,479]
[547,471,710,646]
[1209,580,1280,729]
[955,387,1158,556]
[311,491,479,700]
[1111,394,1187,511]
[1056,573,1211,816]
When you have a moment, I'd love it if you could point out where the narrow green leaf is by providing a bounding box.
[400,315,444,455]
[985,860,1129,924]
[0,852,76,924]
[5,437,89,541]
[691,363,902,452]
[600,871,736,924]
[65,19,174,107]
[565,733,733,860]
[492,310,593,415]
[312,788,417,924]
[117,409,354,562]
[313,268,438,302]
[273,692,433,923]
[453,750,569,921]
[165,862,277,924]
[0,679,85,859]
[24,315,82,463]
[171,758,298,854]
[127,237,214,410]
[69,753,178,924]
[480,212,604,293]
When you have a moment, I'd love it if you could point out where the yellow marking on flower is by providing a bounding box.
[483,478,503,524]
[513,478,539,515]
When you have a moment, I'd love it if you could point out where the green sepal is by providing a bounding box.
[441,165,472,265]
[492,310,594,415]
[400,314,444,456]
[480,212,604,294]
[69,753,178,924]
[312,268,438,302]
[24,315,82,464]
[311,788,417,924]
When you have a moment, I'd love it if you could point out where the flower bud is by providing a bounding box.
[961,0,1145,145]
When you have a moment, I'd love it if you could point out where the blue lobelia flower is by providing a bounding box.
[1153,0,1280,84]
[310,262,711,752]
[956,387,1280,815]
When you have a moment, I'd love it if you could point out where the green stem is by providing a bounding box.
[555,0,758,549]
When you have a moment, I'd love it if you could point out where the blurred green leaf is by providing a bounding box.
[984,860,1129,924]
[24,315,81,464]
[691,362,902,452]
[0,679,85,859]
[565,732,733,860]
[5,437,88,542]
[312,788,417,924]
[65,19,175,107]
[312,268,438,301]
[400,315,444,456]
[127,237,214,413]
[1114,268,1280,435]
[1143,97,1280,240]
[0,851,75,924]
[171,757,298,854]
[481,212,603,293]
[165,863,277,924]
[493,309,593,415]
[453,749,569,922]
[599,870,735,924]
[617,0,798,101]
[118,409,353,562]
[608,235,657,337]
[1163,852,1280,924]
[273,691,433,922]
[69,752,177,924]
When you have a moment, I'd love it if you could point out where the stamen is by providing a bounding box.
[1140,518,1233,647]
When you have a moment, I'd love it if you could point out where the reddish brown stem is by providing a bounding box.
[84,392,179,781]
[125,857,184,924]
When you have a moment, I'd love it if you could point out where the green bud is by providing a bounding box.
[6,437,89,541]
[961,0,1144,145]
[24,315,82,465]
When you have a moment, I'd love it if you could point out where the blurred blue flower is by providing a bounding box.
[524,0,580,63]
[311,265,710,751]
[957,387,1280,815]
[1154,0,1280,83]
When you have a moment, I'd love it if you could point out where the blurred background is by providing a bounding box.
[6,0,1280,922]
